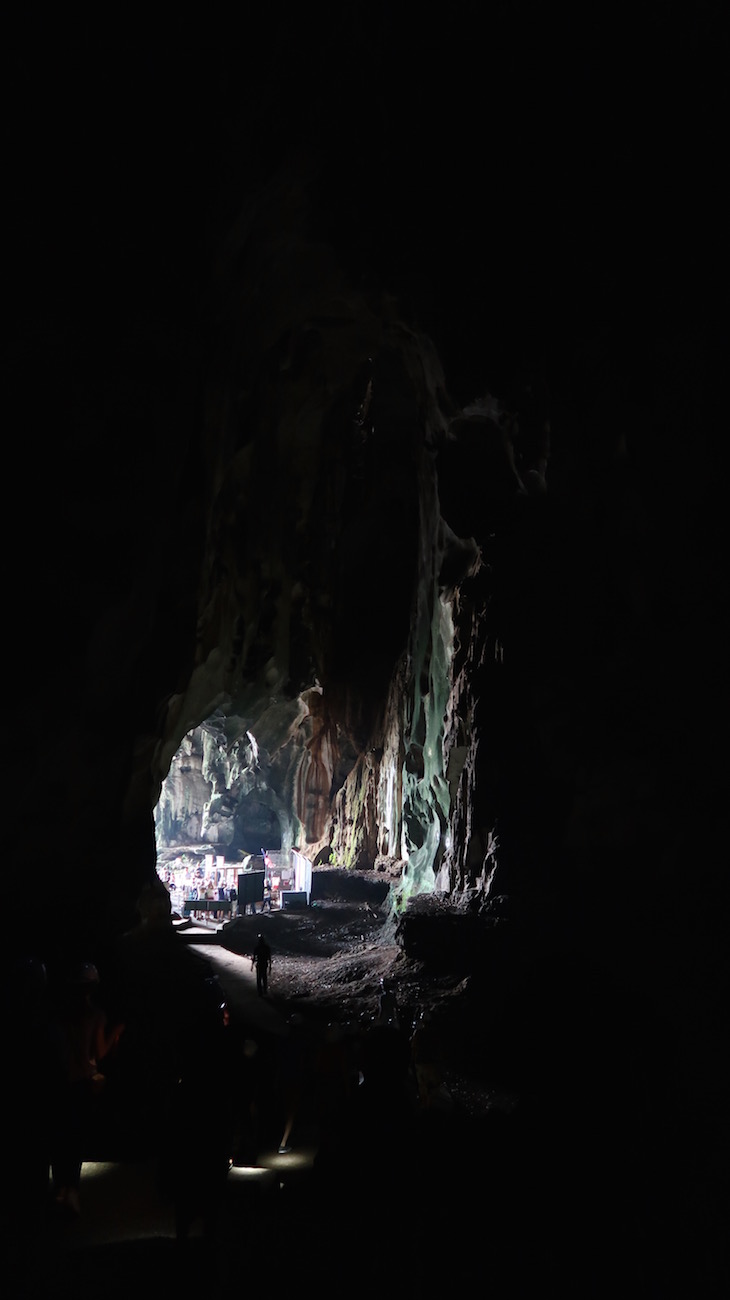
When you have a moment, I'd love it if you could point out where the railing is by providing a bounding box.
[182,899,232,915]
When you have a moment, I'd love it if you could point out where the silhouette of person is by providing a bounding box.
[230,1036,266,1166]
[251,934,272,996]
[377,977,399,1027]
[50,961,125,1214]
[410,1008,450,1111]
[161,975,234,1247]
[312,1020,354,1148]
[276,1013,310,1153]
[6,954,63,1239]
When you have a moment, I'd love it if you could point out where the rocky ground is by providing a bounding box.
[216,870,518,1119]
[222,897,445,1029]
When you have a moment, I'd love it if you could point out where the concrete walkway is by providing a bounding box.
[186,938,290,1038]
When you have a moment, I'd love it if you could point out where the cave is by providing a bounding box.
[5,6,728,1296]
[154,722,286,858]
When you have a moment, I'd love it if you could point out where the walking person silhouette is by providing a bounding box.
[251,934,272,996]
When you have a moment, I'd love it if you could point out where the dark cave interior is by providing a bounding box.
[3,5,729,1294]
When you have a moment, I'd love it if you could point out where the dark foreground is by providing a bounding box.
[9,918,728,1300]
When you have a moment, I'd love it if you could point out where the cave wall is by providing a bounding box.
[5,8,728,1115]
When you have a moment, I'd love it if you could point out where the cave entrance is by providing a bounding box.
[154,724,283,858]
[153,722,311,921]
[153,722,270,925]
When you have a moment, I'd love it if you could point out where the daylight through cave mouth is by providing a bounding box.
[153,717,290,910]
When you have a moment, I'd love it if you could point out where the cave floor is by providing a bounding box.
[16,906,727,1298]
[25,931,476,1298]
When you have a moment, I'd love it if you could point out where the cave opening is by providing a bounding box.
[152,717,316,921]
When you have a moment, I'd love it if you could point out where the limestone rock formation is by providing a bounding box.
[5,7,728,1155]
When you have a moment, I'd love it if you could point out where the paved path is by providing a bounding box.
[187,939,290,1037]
